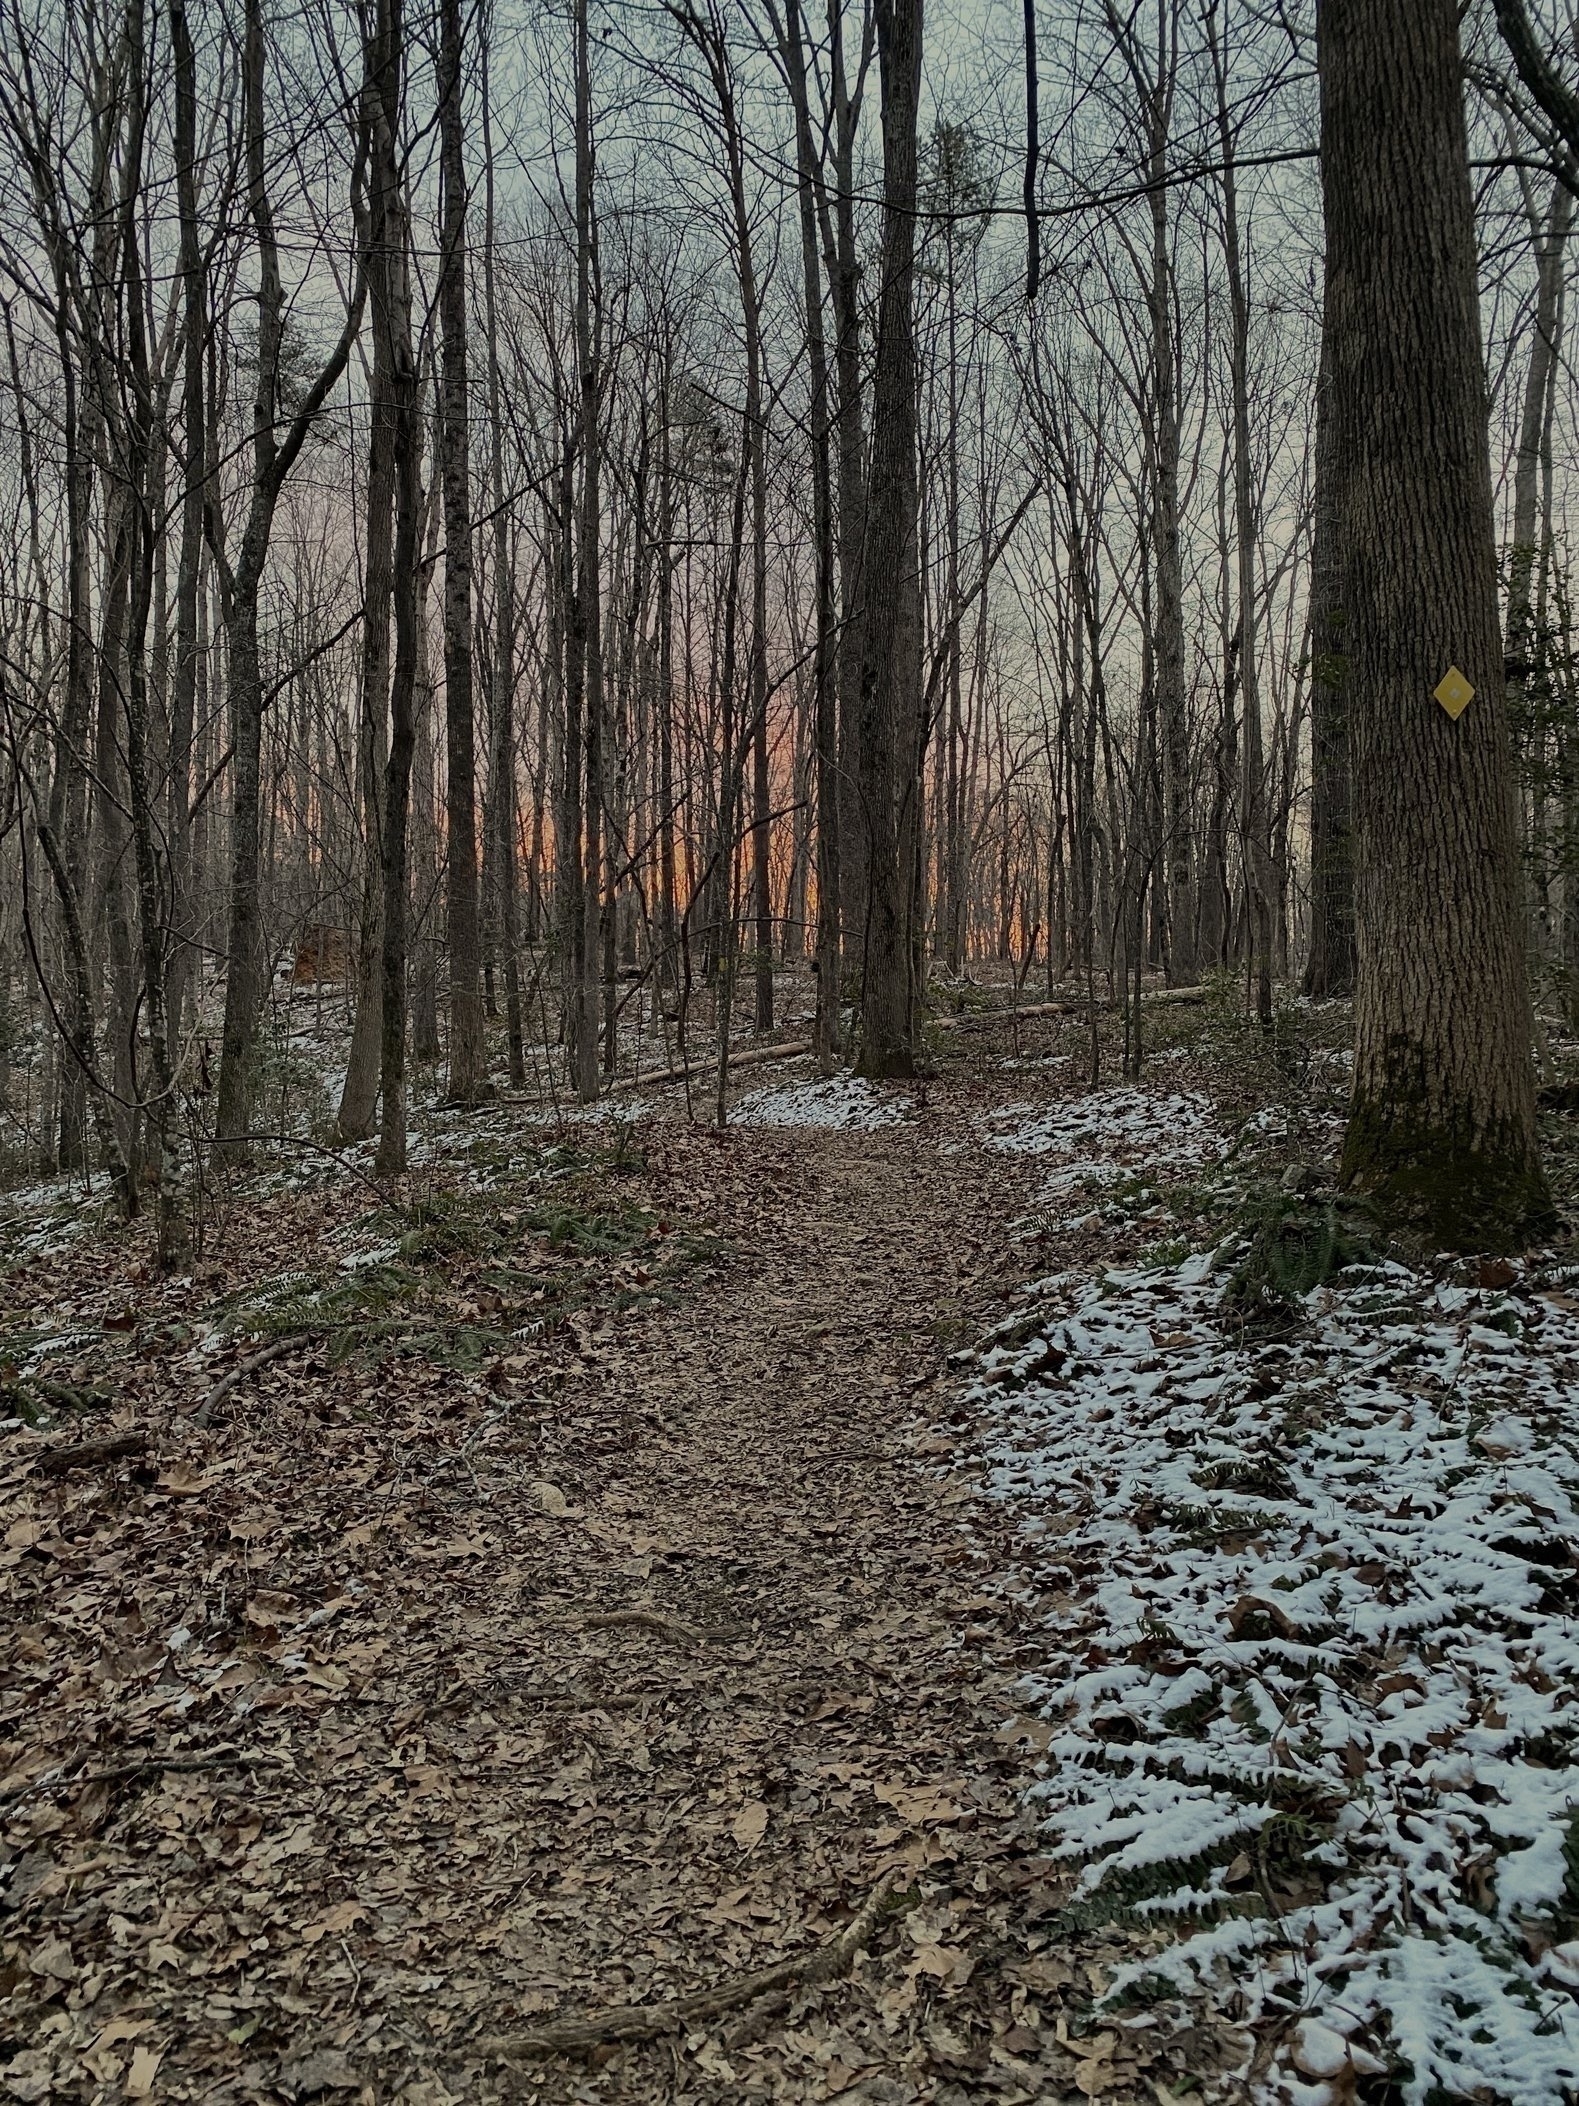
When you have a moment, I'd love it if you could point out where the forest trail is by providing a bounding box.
[491,1106,1046,2099]
[5,1044,1182,2106]
[14,1006,1570,2105]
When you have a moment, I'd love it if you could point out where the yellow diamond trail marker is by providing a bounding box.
[1434,665,1474,719]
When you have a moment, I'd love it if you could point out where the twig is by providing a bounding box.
[586,1609,749,1645]
[31,1431,147,1475]
[483,1879,901,2059]
[0,1746,287,1805]
[194,1335,302,1425]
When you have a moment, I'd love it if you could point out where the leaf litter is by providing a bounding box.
[2,1023,1173,2105]
[5,1000,1575,2104]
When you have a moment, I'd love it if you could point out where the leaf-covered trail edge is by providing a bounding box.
[0,1043,1248,2106]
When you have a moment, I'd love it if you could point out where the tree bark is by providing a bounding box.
[438,0,488,1104]
[776,0,841,1069]
[1209,6,1273,1030]
[854,0,922,1079]
[572,0,603,1103]
[481,45,526,1088]
[1320,0,1551,1246]
[1302,324,1354,997]
[214,0,369,1144]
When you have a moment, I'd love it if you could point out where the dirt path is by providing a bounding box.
[469,1103,1055,2103]
[4,1064,1108,2106]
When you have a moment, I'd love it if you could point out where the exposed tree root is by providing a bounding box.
[483,1880,902,2060]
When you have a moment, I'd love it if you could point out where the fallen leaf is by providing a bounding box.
[1070,2030,1117,2063]
[28,1937,76,1982]
[94,2018,152,2049]
[910,1940,964,1980]
[301,1899,368,1944]
[872,1778,966,1825]
[279,2047,360,2094]
[126,2045,164,2097]
[157,1461,219,1496]
[732,1800,769,1849]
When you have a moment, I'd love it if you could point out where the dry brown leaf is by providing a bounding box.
[301,1899,369,1944]
[126,2045,164,2097]
[732,1799,769,1849]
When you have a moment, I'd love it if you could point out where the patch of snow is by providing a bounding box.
[981,1085,1224,1176]
[973,1253,1579,2104]
[0,1174,106,1261]
[338,1244,403,1274]
[731,1075,908,1131]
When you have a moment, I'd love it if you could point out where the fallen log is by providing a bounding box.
[31,1430,148,1476]
[933,984,1208,1029]
[494,1038,813,1106]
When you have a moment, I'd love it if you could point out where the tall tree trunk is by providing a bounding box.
[338,290,397,1142]
[777,0,841,1067]
[1302,324,1355,996]
[1149,18,1193,984]
[481,46,525,1087]
[438,0,488,1103]
[825,0,870,976]
[1320,0,1550,1246]
[1210,8,1273,1029]
[854,0,922,1079]
[115,0,189,1265]
[167,0,204,1046]
[354,0,420,1176]
[411,440,444,1063]
[572,0,603,1103]
[1506,178,1571,711]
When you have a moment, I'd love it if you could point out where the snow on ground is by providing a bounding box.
[974,1247,1579,2104]
[0,1174,109,1264]
[980,1084,1225,1174]
[731,1074,908,1131]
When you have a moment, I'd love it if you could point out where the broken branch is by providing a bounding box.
[32,1431,148,1475]
[483,1879,900,2058]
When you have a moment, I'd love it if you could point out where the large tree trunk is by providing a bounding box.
[438,0,488,1104]
[778,0,841,1069]
[356,0,421,1177]
[1302,325,1354,997]
[1320,0,1550,1247]
[114,0,189,1267]
[1209,8,1273,1030]
[854,0,922,1079]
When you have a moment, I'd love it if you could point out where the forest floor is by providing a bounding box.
[3,983,1579,2106]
